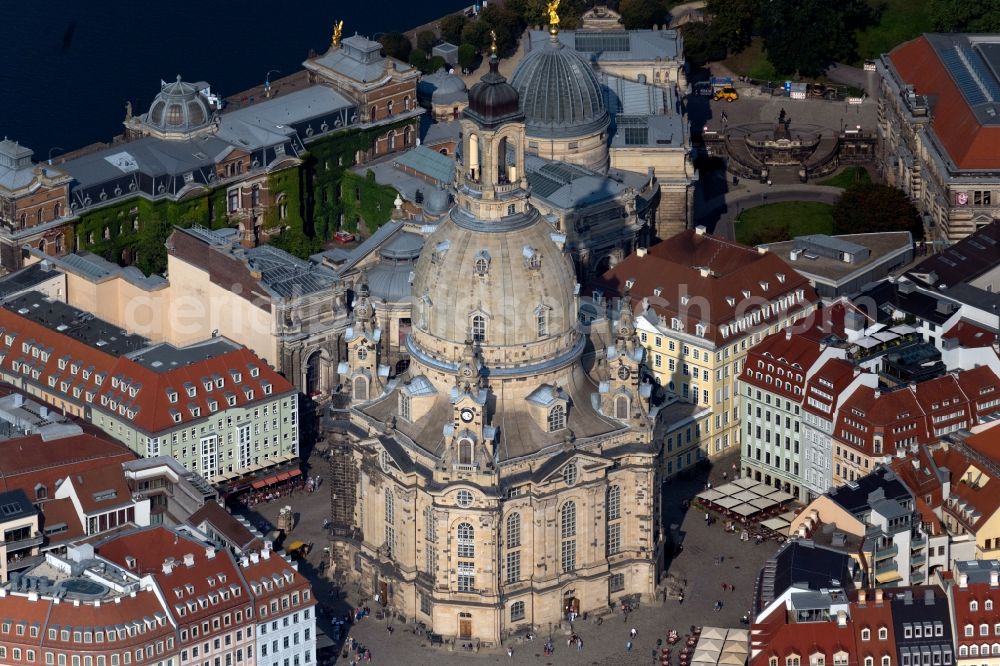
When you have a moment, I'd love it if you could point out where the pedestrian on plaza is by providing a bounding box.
[577,637,583,651]
[627,640,633,654]
[630,628,638,639]
[507,646,514,658]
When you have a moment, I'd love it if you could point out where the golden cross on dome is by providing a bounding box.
[490,29,497,55]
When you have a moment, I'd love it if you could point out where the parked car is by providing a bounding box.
[333,231,355,244]
[713,86,739,102]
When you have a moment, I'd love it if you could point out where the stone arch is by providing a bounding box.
[305,350,322,396]
[353,375,368,401]
[615,394,630,419]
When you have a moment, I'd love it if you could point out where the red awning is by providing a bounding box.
[276,472,290,482]
[288,469,302,478]
[251,480,267,490]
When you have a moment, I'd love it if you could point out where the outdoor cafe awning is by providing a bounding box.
[719,652,746,665]
[732,490,758,503]
[731,503,760,517]
[749,496,778,510]
[731,478,757,489]
[770,491,796,504]
[698,639,725,652]
[714,496,742,509]
[725,629,749,642]
[698,488,725,502]
[701,627,728,641]
[723,641,749,655]
[760,517,791,534]
[713,482,742,496]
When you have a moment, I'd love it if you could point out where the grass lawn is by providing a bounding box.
[818,166,872,189]
[854,0,932,62]
[721,38,796,83]
[735,201,835,245]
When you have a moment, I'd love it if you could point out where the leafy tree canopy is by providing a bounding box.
[832,183,923,238]
[929,0,1000,32]
[458,43,478,71]
[704,0,758,55]
[378,32,412,61]
[440,13,468,44]
[417,30,438,53]
[618,0,668,29]
[758,0,876,76]
[680,22,727,67]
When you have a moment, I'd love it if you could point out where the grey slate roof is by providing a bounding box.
[244,245,340,298]
[524,155,626,209]
[394,146,455,184]
[311,35,414,83]
[216,86,354,151]
[0,140,38,191]
[528,29,682,62]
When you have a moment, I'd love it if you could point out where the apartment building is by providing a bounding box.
[941,560,1000,666]
[0,490,41,582]
[0,291,298,484]
[593,227,818,460]
[244,546,317,666]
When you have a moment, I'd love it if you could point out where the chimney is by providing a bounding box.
[959,573,968,588]
[875,589,883,603]
[261,549,271,560]
[205,547,216,560]
[757,246,769,255]
[875,390,881,399]
[183,553,195,567]
[636,247,647,258]
[695,225,707,236]
[241,556,250,567]
[250,552,260,564]
[699,267,712,278]
[991,570,999,587]
[162,558,175,575]
[785,329,792,341]
[837,610,848,627]
[858,589,867,604]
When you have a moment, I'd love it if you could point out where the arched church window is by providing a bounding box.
[353,376,368,401]
[458,438,474,465]
[388,130,396,151]
[471,315,486,343]
[615,395,629,420]
[549,405,566,432]
[506,513,521,548]
[457,522,474,557]
[536,308,548,338]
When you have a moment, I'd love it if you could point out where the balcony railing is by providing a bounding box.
[872,544,898,559]
[875,559,898,575]
[2,533,43,552]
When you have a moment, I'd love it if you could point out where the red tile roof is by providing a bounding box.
[933,445,1000,531]
[37,497,84,545]
[965,426,1000,465]
[0,304,295,436]
[888,36,1000,170]
[943,320,998,349]
[591,230,818,345]
[63,464,134,514]
[741,330,827,401]
[0,432,134,500]
[803,358,860,419]
[97,526,251,628]
[949,580,1000,647]
[239,548,314,607]
[187,502,259,551]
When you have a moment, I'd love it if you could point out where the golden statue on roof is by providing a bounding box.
[547,0,560,35]
[489,29,498,55]
[332,20,344,47]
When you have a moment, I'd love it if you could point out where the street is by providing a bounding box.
[235,450,777,664]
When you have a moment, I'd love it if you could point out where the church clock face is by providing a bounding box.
[460,408,475,423]
[617,365,630,380]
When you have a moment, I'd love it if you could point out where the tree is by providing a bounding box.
[458,43,478,71]
[704,0,758,55]
[440,13,468,45]
[680,23,726,67]
[618,0,667,29]
[409,48,428,72]
[478,5,525,56]
[758,0,874,76]
[832,183,923,238]
[461,19,493,51]
[929,0,1000,31]
[417,30,438,53]
[379,32,412,61]
[427,55,447,74]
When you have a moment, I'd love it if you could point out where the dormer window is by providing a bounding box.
[262,382,272,396]
[185,384,196,397]
[777,273,786,284]
[227,394,237,407]
[474,250,491,276]
[167,390,178,404]
[170,410,182,424]
[208,400,218,413]
[249,366,260,378]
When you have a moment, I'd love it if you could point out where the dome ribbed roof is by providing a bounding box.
[510,40,609,139]
[465,57,522,128]
[144,76,214,135]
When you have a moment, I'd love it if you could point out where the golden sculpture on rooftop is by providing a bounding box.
[332,20,344,47]
[547,0,560,35]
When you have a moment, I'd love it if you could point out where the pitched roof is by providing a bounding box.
[591,230,816,345]
[0,293,295,436]
[238,548,313,605]
[187,502,259,551]
[932,445,1000,530]
[38,497,84,544]
[803,358,859,419]
[63,464,134,514]
[741,330,827,401]
[96,526,250,625]
[0,432,134,499]
[944,319,998,348]
[906,220,1000,289]
[888,36,1000,170]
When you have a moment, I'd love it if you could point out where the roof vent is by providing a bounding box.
[694,225,707,236]
[183,553,195,567]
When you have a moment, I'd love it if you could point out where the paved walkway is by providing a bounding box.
[235,449,780,665]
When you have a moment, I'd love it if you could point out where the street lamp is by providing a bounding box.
[47,147,63,165]
[264,70,281,98]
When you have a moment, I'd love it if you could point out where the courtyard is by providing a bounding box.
[236,450,778,665]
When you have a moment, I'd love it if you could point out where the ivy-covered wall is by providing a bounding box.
[74,116,418,272]
[75,192,227,275]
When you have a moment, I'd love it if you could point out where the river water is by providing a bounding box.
[1,0,468,157]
